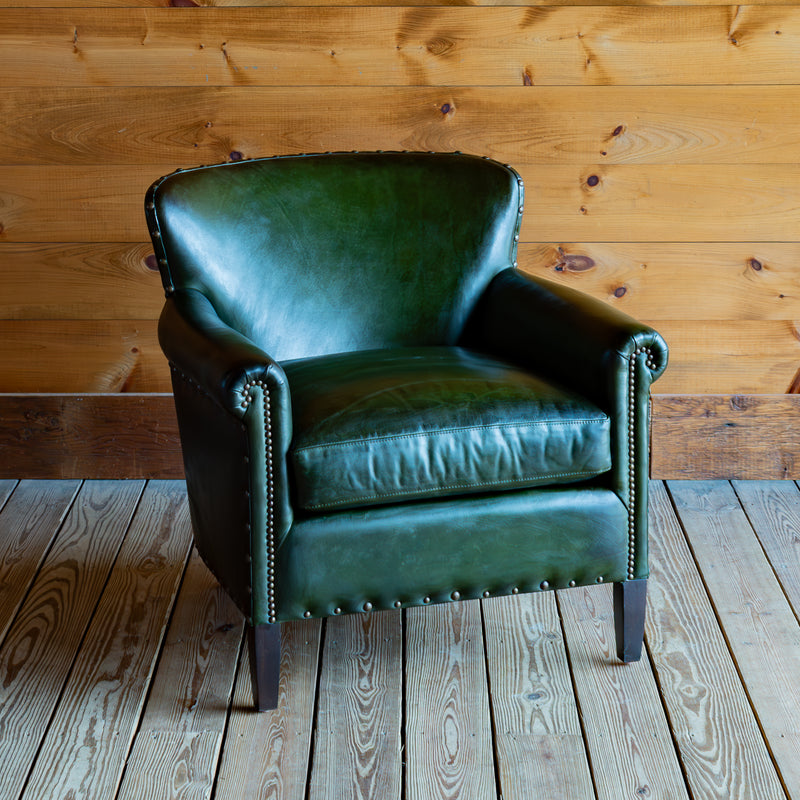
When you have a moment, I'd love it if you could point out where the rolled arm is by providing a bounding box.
[463,268,667,408]
[159,288,293,624]
[158,288,290,419]
[463,267,669,581]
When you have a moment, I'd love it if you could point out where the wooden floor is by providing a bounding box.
[1,480,800,799]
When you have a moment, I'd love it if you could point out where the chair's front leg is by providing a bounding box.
[613,579,647,662]
[248,622,281,711]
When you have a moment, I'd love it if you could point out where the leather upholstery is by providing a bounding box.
[146,151,668,630]
[283,346,611,511]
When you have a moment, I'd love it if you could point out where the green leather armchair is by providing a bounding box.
[146,151,667,711]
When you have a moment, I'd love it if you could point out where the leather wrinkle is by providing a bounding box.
[283,345,612,512]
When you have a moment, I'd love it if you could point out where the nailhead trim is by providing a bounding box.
[241,378,277,623]
[627,346,652,580]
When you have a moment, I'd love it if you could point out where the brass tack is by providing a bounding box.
[363,601,373,612]
[512,587,519,594]
[334,607,342,615]
[540,580,550,591]
[596,576,604,583]
[303,610,312,619]
[423,596,431,604]
[451,590,461,601]
[482,590,490,598]
[569,580,577,587]
[393,600,402,609]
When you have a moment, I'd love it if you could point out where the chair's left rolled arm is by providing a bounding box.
[159,287,293,624]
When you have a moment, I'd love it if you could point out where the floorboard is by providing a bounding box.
[0,479,798,800]
[669,480,800,798]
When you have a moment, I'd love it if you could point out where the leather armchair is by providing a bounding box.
[145,152,667,711]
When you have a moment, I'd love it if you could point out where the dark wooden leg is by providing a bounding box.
[613,579,647,663]
[248,622,281,711]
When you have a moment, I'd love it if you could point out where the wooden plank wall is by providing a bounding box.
[1,0,800,478]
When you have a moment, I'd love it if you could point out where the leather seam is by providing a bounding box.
[292,417,609,455]
[301,468,610,511]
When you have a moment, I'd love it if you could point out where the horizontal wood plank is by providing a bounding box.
[2,8,799,87]
[0,243,162,320]
[647,320,800,395]
[651,395,800,479]
[0,320,169,392]
[2,239,799,323]
[520,242,800,321]
[3,0,798,7]
[4,86,800,167]
[4,392,800,481]
[4,164,800,243]
[0,394,182,479]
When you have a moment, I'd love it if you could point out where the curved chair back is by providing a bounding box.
[146,152,523,361]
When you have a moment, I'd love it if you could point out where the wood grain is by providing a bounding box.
[0,480,81,644]
[0,480,17,510]
[522,164,800,243]
[0,480,144,800]
[0,320,169,392]
[651,395,800,480]
[646,481,786,800]
[0,394,182,479]
[5,393,800,481]
[3,0,799,8]
[117,731,221,800]
[3,241,798,324]
[214,620,321,800]
[482,592,594,800]
[646,320,800,394]
[733,480,800,618]
[134,548,244,733]
[405,600,495,800]
[4,164,800,244]
[4,86,800,167]
[557,584,689,800]
[309,610,402,800]
[520,242,800,322]
[2,8,800,88]
[668,480,800,797]
[0,243,162,319]
[20,481,193,800]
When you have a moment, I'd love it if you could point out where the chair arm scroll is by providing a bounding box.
[158,288,291,422]
[463,268,668,408]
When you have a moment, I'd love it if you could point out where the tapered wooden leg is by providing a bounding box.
[248,622,281,711]
[613,579,647,663]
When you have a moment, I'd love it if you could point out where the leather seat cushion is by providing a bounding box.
[282,347,612,512]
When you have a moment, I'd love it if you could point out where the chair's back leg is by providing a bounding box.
[613,579,647,662]
[248,622,281,711]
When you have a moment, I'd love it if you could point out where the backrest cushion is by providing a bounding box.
[147,152,523,361]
